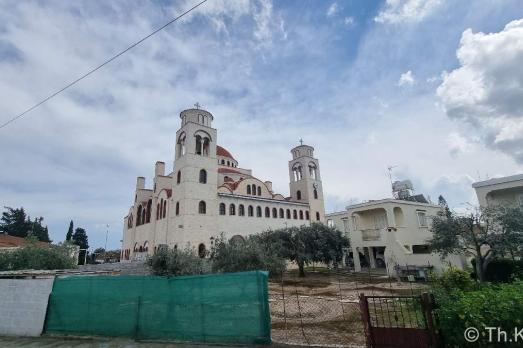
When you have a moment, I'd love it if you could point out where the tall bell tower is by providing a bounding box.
[170,106,218,249]
[288,141,325,222]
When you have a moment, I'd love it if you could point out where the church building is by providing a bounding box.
[122,107,325,261]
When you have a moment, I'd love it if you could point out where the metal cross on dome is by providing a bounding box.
[194,102,202,109]
[299,138,303,145]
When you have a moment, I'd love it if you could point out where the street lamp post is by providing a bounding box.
[104,224,109,263]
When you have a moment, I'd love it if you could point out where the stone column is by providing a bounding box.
[368,247,377,268]
[353,247,362,272]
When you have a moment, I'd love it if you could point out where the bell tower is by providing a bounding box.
[288,141,325,222]
[171,106,218,249]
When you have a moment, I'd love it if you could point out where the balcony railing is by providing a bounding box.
[361,228,381,241]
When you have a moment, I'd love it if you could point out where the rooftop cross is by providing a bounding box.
[299,138,303,146]
[194,102,202,109]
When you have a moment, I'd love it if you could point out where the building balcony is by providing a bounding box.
[361,228,382,241]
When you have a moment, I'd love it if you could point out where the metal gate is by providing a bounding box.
[359,293,439,348]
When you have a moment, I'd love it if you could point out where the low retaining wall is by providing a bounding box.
[0,278,54,336]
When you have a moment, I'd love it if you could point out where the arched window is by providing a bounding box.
[137,205,142,226]
[177,170,181,184]
[177,133,186,158]
[198,243,206,258]
[229,204,236,216]
[146,199,152,223]
[159,199,164,219]
[314,188,318,199]
[297,190,302,200]
[143,241,149,252]
[202,138,210,156]
[128,214,133,228]
[227,160,230,166]
[272,208,277,218]
[219,203,226,215]
[279,208,284,218]
[251,184,256,195]
[239,204,245,216]
[141,207,146,224]
[199,201,206,214]
[162,200,167,218]
[257,186,261,196]
[299,210,304,220]
[256,206,262,217]
[305,211,310,220]
[293,210,298,219]
[265,207,270,218]
[247,185,251,195]
[175,202,180,216]
[248,205,254,217]
[286,209,291,219]
[292,164,303,181]
[156,203,160,220]
[199,169,207,184]
[316,212,320,221]
[195,135,202,155]
[309,163,317,180]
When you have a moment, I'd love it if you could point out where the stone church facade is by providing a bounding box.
[122,107,325,261]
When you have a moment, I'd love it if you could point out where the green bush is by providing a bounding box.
[147,247,210,276]
[430,267,475,292]
[210,235,286,277]
[0,240,77,271]
[434,282,523,347]
[484,259,523,283]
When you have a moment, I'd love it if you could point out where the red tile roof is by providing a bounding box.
[217,145,235,160]
[0,234,49,248]
[218,167,244,175]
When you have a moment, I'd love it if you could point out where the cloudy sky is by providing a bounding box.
[1,0,522,249]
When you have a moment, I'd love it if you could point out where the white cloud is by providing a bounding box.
[437,18,523,164]
[398,70,415,86]
[375,0,442,24]
[326,2,339,18]
[344,16,355,26]
[447,132,475,157]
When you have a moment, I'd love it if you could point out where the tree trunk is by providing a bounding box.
[298,260,305,278]
[476,256,483,283]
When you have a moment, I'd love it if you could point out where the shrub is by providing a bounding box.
[147,247,210,276]
[0,240,77,271]
[484,259,523,283]
[434,282,523,347]
[430,267,475,293]
[210,235,286,277]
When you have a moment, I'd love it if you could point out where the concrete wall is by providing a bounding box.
[0,278,54,336]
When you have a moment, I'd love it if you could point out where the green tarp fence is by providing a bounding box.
[44,271,271,344]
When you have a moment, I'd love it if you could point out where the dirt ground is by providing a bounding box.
[269,270,428,347]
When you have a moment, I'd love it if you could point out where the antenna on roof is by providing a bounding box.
[387,165,397,198]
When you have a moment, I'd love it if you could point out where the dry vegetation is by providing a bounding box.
[269,269,428,347]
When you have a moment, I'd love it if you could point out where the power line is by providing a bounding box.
[0,0,209,130]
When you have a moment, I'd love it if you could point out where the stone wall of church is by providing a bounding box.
[216,194,310,242]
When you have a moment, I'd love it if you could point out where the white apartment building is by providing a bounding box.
[472,174,523,208]
[326,197,465,277]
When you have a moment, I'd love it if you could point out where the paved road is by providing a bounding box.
[0,337,302,348]
[0,336,249,348]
